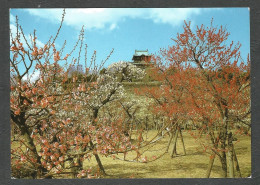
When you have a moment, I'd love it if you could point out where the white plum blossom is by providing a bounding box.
[106,61,145,82]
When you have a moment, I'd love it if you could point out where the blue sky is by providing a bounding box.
[10,8,250,73]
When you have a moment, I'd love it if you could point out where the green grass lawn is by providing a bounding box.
[11,129,251,178]
[83,130,251,178]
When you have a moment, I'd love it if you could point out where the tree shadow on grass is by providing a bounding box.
[103,157,223,178]
[170,150,204,157]
[234,146,250,154]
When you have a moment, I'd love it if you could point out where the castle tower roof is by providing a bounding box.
[133,49,151,57]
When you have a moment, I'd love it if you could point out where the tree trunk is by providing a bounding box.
[227,132,234,178]
[219,130,228,178]
[89,108,107,176]
[89,140,106,175]
[171,128,179,158]
[233,146,242,177]
[19,123,48,178]
[206,131,220,178]
[179,128,186,155]
[94,153,106,175]
[206,153,215,178]
[166,131,174,152]
[217,116,228,178]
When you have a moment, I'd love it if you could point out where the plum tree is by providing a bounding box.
[143,20,250,177]
[10,10,146,178]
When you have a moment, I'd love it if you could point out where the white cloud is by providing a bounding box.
[10,24,16,35]
[109,23,118,31]
[10,23,45,48]
[10,13,15,23]
[76,8,106,14]
[23,8,221,31]
[149,8,201,26]
[22,70,40,82]
[34,37,45,48]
